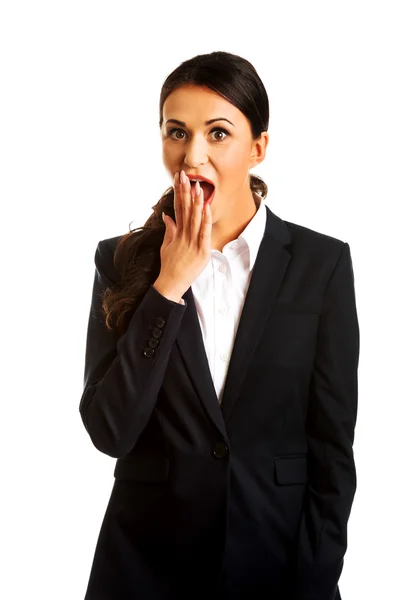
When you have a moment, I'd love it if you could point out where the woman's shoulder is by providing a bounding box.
[97,233,124,255]
[283,217,347,254]
[276,216,351,276]
[266,203,346,256]
[94,234,124,285]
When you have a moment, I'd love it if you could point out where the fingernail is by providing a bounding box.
[180,170,186,184]
[162,212,165,223]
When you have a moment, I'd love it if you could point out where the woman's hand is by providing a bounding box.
[157,170,212,298]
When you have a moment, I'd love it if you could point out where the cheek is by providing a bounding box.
[223,141,249,163]
[162,143,179,166]
[220,149,250,179]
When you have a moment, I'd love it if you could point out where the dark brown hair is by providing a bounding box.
[102,51,270,337]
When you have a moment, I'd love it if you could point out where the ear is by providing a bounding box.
[249,131,269,169]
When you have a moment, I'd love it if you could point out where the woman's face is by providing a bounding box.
[161,84,268,223]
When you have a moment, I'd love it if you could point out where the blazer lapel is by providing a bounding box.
[176,205,292,438]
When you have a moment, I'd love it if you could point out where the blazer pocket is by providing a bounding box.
[114,455,170,482]
[274,455,308,485]
[271,301,320,314]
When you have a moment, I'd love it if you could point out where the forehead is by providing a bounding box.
[163,84,243,124]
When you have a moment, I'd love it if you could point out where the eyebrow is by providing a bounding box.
[165,117,235,128]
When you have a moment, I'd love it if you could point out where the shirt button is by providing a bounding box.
[218,264,227,273]
[220,352,229,361]
[219,306,227,315]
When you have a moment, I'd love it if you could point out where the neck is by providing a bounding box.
[211,190,260,252]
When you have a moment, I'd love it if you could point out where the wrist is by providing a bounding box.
[153,277,185,305]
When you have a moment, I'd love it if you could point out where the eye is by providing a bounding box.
[166,127,229,141]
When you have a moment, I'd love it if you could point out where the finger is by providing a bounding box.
[190,181,204,239]
[199,201,212,249]
[173,171,182,230]
[180,171,192,236]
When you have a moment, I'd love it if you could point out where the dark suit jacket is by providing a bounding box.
[79,204,359,600]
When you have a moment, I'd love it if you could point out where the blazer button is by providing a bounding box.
[147,337,159,348]
[152,327,163,339]
[212,441,229,459]
[155,317,165,328]
[143,347,155,358]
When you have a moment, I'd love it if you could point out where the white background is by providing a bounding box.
[1,1,399,598]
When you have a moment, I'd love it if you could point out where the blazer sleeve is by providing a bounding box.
[293,242,360,600]
[79,238,187,458]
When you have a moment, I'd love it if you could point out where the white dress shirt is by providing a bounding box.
[179,192,267,405]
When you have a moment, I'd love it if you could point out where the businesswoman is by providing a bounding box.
[80,51,359,600]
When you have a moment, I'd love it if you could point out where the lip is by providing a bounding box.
[205,187,215,206]
[185,173,216,187]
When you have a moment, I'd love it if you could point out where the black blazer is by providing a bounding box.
[80,204,359,600]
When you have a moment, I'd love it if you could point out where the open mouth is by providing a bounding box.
[189,181,215,203]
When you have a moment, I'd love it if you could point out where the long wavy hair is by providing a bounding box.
[102,51,270,337]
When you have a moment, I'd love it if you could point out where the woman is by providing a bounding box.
[80,51,359,600]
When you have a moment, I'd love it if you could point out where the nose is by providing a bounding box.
[183,136,208,168]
